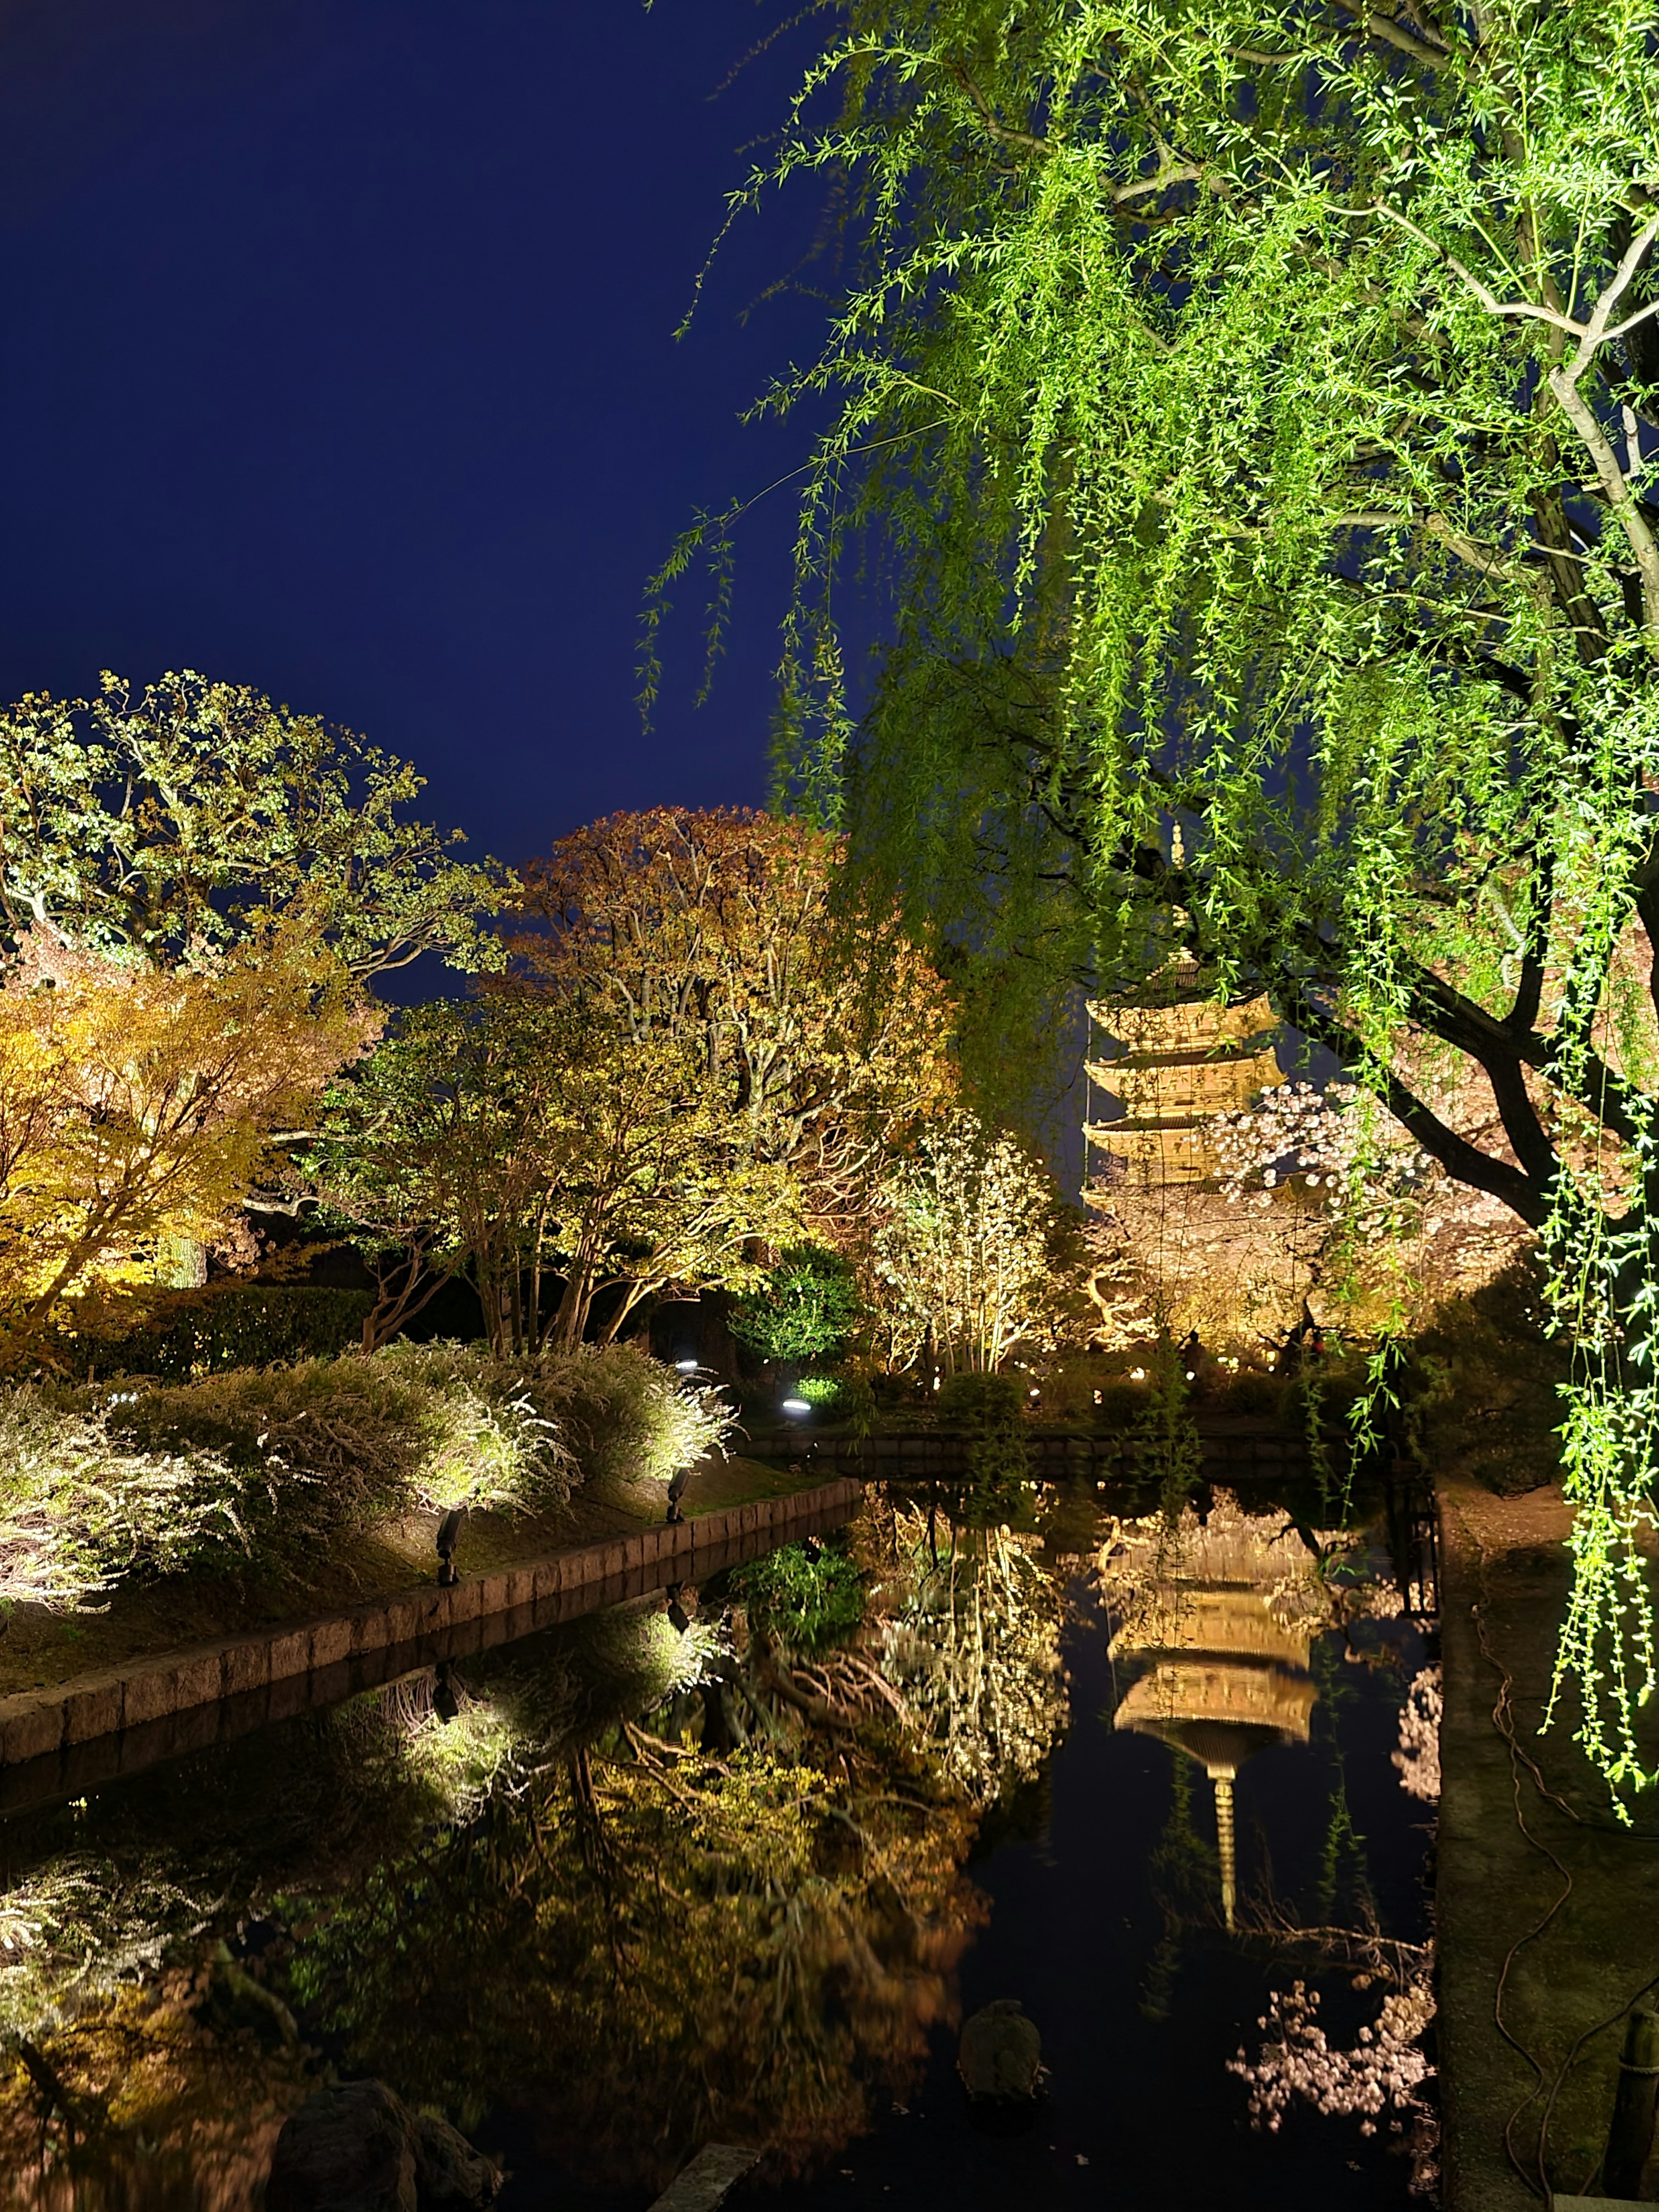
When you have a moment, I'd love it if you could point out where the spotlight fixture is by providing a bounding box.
[781,1396,810,1417]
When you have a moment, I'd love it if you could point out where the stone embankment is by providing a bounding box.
[0,1475,861,1817]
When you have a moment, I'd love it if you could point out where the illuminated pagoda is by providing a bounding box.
[1108,1507,1322,1931]
[1086,957,1281,1189]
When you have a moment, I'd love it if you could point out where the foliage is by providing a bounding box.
[936,1367,1034,1504]
[308,988,798,1354]
[0,929,368,1338]
[731,1242,862,1363]
[676,0,1659,1802]
[304,993,587,1354]
[1392,1664,1443,1807]
[872,1111,1062,1373]
[0,670,506,979]
[78,1284,375,1382]
[1227,1974,1437,2146]
[0,1342,727,1611]
[871,1503,1067,1802]
[0,1391,252,1611]
[514,808,959,1232]
[550,1338,733,1486]
[264,1596,979,2189]
[730,1535,868,1650]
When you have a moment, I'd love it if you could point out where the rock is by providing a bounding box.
[412,2112,502,2209]
[267,2082,418,2212]
[267,2080,502,2212]
[957,1999,1044,2103]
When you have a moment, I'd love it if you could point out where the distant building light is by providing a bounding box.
[781,1396,811,1417]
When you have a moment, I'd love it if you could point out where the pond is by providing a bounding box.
[0,1470,1440,2210]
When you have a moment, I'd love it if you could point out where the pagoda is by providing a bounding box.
[1108,1507,1322,1931]
[1086,957,1281,1189]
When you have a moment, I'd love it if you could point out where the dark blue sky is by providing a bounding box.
[0,0,835,874]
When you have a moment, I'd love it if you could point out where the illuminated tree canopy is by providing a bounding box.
[0,671,507,980]
[684,0,1659,1801]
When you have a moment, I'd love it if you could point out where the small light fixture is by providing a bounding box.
[782,1396,810,1417]
[674,1357,699,1374]
[1130,1367,1146,1381]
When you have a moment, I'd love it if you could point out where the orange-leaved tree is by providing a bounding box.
[513,809,958,1236]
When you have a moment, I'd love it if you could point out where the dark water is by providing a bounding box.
[0,1478,1439,2209]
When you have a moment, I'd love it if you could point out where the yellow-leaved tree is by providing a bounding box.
[0,931,371,1340]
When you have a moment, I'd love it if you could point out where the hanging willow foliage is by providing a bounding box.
[651,0,1659,1807]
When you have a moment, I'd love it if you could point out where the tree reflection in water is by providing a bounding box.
[0,1482,1437,2205]
[0,1496,1077,2204]
[1100,1490,1438,2191]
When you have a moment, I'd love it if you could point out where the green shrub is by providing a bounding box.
[795,1374,842,1409]
[551,1341,731,1486]
[936,1370,1033,1506]
[936,1370,1025,1427]
[730,1537,866,1650]
[730,1246,860,1363]
[0,1392,249,1611]
[79,1284,375,1381]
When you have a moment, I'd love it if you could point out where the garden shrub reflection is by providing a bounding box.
[0,1495,1077,2199]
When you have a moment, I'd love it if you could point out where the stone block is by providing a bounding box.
[169,1648,225,1714]
[380,1597,421,1650]
[120,1664,178,1730]
[1,1700,65,1766]
[219,1642,269,1699]
[309,1617,353,1670]
[353,1606,388,1655]
[266,1627,314,1686]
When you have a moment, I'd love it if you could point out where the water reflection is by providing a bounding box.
[1105,1499,1326,1929]
[0,1475,1439,2208]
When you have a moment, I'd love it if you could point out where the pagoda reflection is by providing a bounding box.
[1105,1501,1323,1929]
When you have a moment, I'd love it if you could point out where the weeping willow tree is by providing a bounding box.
[659,1,1659,1805]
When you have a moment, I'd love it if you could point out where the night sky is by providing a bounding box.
[0,0,835,877]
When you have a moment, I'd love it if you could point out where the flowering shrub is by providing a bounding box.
[1392,1665,1443,1805]
[1227,1972,1436,2142]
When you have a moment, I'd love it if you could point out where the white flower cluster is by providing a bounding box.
[1227,1972,1436,2139]
[1392,1663,1443,1804]
[1211,1081,1429,1215]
